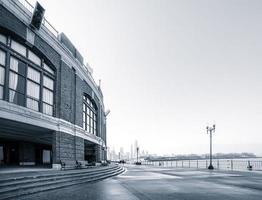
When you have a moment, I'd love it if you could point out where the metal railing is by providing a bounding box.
[17,0,59,37]
[143,159,262,171]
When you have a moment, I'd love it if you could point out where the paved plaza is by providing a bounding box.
[17,165,262,200]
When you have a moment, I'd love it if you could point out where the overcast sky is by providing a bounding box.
[29,0,262,155]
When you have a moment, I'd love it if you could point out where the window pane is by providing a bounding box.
[9,72,25,94]
[83,113,86,123]
[87,107,90,116]
[43,88,53,105]
[0,86,3,99]
[86,115,90,126]
[43,63,55,75]
[10,57,26,76]
[43,76,54,90]
[28,50,41,66]
[43,103,53,115]
[11,40,26,57]
[0,50,6,66]
[26,98,39,111]
[0,67,5,85]
[27,80,40,99]
[27,67,40,83]
[83,113,86,130]
[10,57,18,72]
[9,90,25,106]
[0,34,6,45]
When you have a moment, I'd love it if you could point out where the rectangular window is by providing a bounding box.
[26,98,39,111]
[87,107,90,116]
[0,50,6,66]
[43,88,53,105]
[83,113,86,130]
[27,80,40,99]
[10,57,26,76]
[43,103,53,115]
[9,72,25,94]
[28,50,41,66]
[27,67,40,83]
[0,65,5,99]
[43,76,54,90]
[43,63,55,75]
[42,75,54,116]
[0,34,7,45]
[0,86,3,99]
[9,90,25,106]
[86,115,90,126]
[0,67,5,85]
[11,40,26,57]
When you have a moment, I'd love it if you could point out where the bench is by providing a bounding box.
[60,160,77,170]
[101,160,108,166]
[76,160,89,169]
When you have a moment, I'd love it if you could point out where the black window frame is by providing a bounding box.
[83,94,98,135]
[0,33,56,116]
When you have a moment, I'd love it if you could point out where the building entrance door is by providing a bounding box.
[7,143,19,165]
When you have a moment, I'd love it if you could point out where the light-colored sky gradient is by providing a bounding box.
[29,0,262,155]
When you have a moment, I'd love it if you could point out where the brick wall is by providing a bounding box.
[52,131,84,163]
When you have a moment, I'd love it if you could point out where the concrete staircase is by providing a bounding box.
[0,165,125,200]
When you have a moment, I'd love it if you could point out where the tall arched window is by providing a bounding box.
[83,95,97,135]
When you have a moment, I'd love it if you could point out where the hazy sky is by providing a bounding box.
[29,0,262,155]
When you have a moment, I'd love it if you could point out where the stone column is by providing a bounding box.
[52,131,85,169]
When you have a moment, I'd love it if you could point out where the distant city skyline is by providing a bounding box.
[31,0,262,155]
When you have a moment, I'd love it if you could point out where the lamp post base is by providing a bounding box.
[208,164,214,170]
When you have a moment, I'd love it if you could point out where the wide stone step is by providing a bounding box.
[0,165,119,184]
[0,166,120,188]
[0,166,122,194]
[0,166,125,200]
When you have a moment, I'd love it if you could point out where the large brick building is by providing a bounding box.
[0,0,108,168]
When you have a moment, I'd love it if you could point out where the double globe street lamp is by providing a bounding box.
[206,124,215,170]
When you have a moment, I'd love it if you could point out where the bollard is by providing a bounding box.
[247,161,253,170]
[231,160,233,170]
[197,160,198,168]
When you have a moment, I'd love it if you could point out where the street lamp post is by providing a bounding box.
[136,147,139,163]
[206,124,215,170]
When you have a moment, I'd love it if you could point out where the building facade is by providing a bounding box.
[0,0,107,168]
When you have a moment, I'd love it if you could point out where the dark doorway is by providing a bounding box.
[6,143,19,165]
